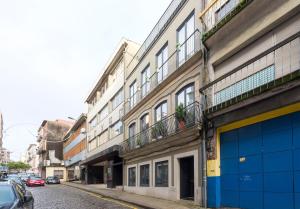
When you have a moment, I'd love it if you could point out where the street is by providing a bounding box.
[28,185,141,209]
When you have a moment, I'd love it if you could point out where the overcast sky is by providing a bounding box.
[0,0,171,161]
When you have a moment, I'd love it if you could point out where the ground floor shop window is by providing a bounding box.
[140,164,150,187]
[54,170,64,179]
[128,167,136,186]
[155,161,168,187]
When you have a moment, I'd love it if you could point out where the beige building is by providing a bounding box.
[198,0,300,208]
[83,39,140,187]
[24,144,39,174]
[120,0,204,204]
[37,119,73,181]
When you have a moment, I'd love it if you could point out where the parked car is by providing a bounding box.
[18,174,29,183]
[0,179,34,209]
[4,175,26,191]
[26,176,45,187]
[45,176,60,184]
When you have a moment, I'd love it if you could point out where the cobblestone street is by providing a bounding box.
[28,185,141,209]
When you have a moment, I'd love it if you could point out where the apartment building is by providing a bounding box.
[24,144,39,174]
[37,119,73,181]
[63,114,87,182]
[120,0,204,204]
[83,39,140,188]
[198,0,300,208]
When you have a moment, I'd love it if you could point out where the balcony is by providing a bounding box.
[133,0,187,61]
[200,33,300,113]
[120,102,201,154]
[124,30,202,115]
[200,0,253,42]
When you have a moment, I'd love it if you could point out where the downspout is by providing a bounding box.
[200,91,207,209]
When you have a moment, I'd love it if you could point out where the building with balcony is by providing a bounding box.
[37,119,74,181]
[0,112,11,164]
[120,0,204,204]
[83,39,140,187]
[24,144,39,174]
[199,0,300,208]
[63,114,87,182]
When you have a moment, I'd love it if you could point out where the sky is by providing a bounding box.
[0,0,171,161]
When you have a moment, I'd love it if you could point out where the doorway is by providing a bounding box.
[180,156,194,200]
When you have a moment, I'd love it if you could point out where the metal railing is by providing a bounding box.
[132,0,187,62]
[200,0,242,32]
[120,102,201,153]
[200,33,300,111]
[125,30,202,114]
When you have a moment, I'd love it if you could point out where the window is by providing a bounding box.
[98,130,108,145]
[140,164,150,187]
[141,65,150,97]
[112,89,124,110]
[177,13,195,66]
[176,84,195,107]
[89,116,97,129]
[89,138,97,151]
[129,123,136,149]
[99,105,108,121]
[129,81,137,108]
[140,114,150,144]
[156,44,168,83]
[155,102,168,122]
[128,167,136,186]
[110,121,123,139]
[54,170,64,179]
[155,161,168,187]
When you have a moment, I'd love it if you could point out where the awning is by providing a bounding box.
[80,145,121,165]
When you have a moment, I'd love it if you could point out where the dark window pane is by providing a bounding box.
[155,161,168,187]
[128,167,136,186]
[140,164,150,187]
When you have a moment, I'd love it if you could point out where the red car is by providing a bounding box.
[26,176,45,187]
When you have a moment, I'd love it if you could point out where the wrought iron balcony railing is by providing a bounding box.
[125,30,202,115]
[120,102,201,154]
[200,33,300,112]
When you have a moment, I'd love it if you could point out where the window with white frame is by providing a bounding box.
[99,105,108,122]
[156,44,168,83]
[155,161,168,187]
[128,167,136,186]
[128,123,136,149]
[140,164,150,187]
[129,81,137,108]
[89,116,97,129]
[89,138,97,151]
[98,130,108,146]
[177,13,195,66]
[176,84,195,107]
[141,65,150,97]
[155,101,168,122]
[112,89,124,110]
[110,121,123,139]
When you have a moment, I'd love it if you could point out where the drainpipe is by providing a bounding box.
[200,91,207,209]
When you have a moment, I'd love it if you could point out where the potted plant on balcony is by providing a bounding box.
[136,135,142,148]
[176,104,186,130]
[151,121,168,139]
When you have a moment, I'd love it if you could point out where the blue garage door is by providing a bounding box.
[220,111,300,209]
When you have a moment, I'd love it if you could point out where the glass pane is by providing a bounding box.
[177,27,185,66]
[186,86,194,106]
[177,91,185,106]
[162,47,168,79]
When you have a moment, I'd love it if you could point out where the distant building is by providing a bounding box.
[37,119,74,180]
[0,113,10,164]
[63,114,87,182]
[24,144,39,174]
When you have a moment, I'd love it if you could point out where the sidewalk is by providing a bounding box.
[62,182,204,209]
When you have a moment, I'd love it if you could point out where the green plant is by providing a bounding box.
[136,135,142,147]
[151,121,168,139]
[175,104,186,122]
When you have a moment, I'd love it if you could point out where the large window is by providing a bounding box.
[129,123,136,149]
[99,105,108,122]
[177,13,195,66]
[141,65,150,97]
[89,138,97,151]
[98,130,108,146]
[155,161,168,187]
[140,164,150,187]
[176,84,195,107]
[156,44,168,83]
[129,81,137,108]
[140,114,150,144]
[155,102,168,122]
[112,89,124,110]
[128,167,136,186]
[215,0,237,22]
[110,121,123,139]
[89,116,97,129]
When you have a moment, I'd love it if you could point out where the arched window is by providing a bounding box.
[155,101,168,122]
[176,83,195,107]
[140,114,150,132]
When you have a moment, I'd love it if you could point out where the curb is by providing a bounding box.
[62,182,154,209]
